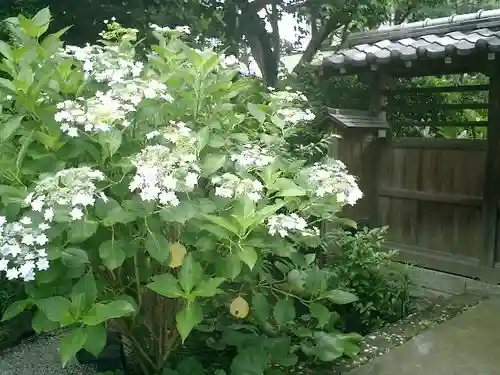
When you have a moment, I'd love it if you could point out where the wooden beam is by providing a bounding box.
[390,137,486,150]
[387,103,489,110]
[481,67,500,267]
[378,188,483,207]
[384,241,500,283]
[384,84,489,94]
[392,120,489,128]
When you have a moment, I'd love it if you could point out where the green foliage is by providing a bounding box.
[327,227,414,333]
[0,276,24,318]
[0,10,367,375]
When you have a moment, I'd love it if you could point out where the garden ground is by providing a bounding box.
[345,296,500,375]
[1,293,499,375]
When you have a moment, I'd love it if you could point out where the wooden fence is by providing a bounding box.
[337,135,500,282]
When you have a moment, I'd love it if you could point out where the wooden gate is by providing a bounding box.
[338,136,500,282]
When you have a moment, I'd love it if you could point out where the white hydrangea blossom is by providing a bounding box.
[150,24,191,35]
[276,107,315,124]
[146,120,195,145]
[270,89,316,125]
[0,216,51,281]
[60,44,144,83]
[55,79,173,137]
[130,144,200,206]
[230,144,274,169]
[25,167,106,221]
[211,173,263,201]
[267,213,320,237]
[55,91,135,136]
[56,32,174,137]
[307,159,363,206]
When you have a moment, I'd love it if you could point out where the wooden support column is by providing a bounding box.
[364,72,391,228]
[481,65,500,268]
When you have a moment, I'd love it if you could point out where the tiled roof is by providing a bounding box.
[322,9,500,70]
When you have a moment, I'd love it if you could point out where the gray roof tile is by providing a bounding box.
[323,24,500,70]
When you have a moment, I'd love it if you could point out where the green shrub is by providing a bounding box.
[327,227,414,333]
[0,276,22,316]
[0,9,366,375]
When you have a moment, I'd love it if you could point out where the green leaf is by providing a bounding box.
[197,126,210,151]
[84,324,107,357]
[82,301,135,326]
[273,298,295,327]
[178,254,203,294]
[147,273,184,298]
[31,7,51,36]
[61,247,89,267]
[313,332,344,362]
[215,253,242,280]
[247,103,267,124]
[32,310,59,333]
[0,40,12,59]
[68,220,98,244]
[176,302,203,343]
[1,299,31,322]
[99,240,126,270]
[0,115,24,143]
[96,199,136,226]
[321,289,358,305]
[202,214,240,236]
[271,178,306,197]
[60,328,87,367]
[71,270,97,311]
[231,345,269,375]
[309,303,331,328]
[159,201,198,224]
[145,231,170,264]
[252,293,269,323]
[37,296,72,323]
[98,128,122,159]
[122,198,154,218]
[238,246,258,270]
[201,153,226,176]
[192,278,225,297]
[0,78,15,92]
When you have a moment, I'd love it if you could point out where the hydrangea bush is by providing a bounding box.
[0,9,363,375]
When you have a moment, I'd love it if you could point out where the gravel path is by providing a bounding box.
[0,332,95,375]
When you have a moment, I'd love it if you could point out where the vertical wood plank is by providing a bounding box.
[482,70,499,267]
[367,72,391,228]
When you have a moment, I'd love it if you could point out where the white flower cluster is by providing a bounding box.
[211,173,263,202]
[231,144,274,169]
[270,89,316,125]
[276,107,315,124]
[267,213,320,237]
[26,167,106,221]
[56,29,174,137]
[150,24,191,35]
[0,216,50,281]
[146,120,194,145]
[307,159,363,206]
[55,79,173,137]
[55,92,133,136]
[130,144,200,205]
[60,44,143,83]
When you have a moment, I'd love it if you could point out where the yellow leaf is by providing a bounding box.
[169,242,187,268]
[230,296,249,319]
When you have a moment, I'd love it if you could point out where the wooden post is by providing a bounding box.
[481,65,500,268]
[364,72,390,228]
